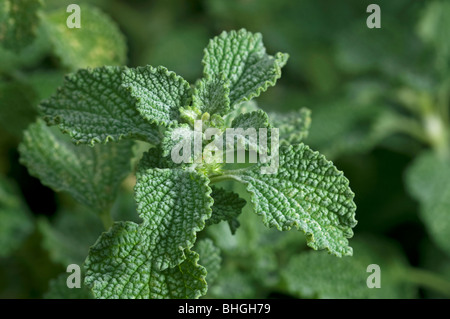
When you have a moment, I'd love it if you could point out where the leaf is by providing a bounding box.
[39,66,161,145]
[203,29,288,105]
[0,81,38,138]
[84,222,207,299]
[43,5,126,69]
[406,151,450,256]
[195,239,221,285]
[228,144,357,257]
[19,120,134,213]
[0,0,41,52]
[206,186,246,234]
[192,75,231,116]
[0,177,33,257]
[226,109,271,155]
[44,273,93,299]
[38,209,103,266]
[134,160,213,270]
[122,65,191,127]
[282,236,417,298]
[268,107,311,145]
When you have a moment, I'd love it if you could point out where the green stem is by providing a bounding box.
[99,209,114,230]
[402,267,450,297]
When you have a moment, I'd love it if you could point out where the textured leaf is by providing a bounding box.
[228,144,357,257]
[44,273,93,299]
[19,120,134,213]
[225,109,270,155]
[122,65,191,126]
[0,177,33,257]
[282,236,417,298]
[195,239,222,285]
[84,222,207,299]
[134,161,213,270]
[40,66,161,145]
[192,75,231,116]
[43,5,126,69]
[406,151,450,256]
[203,29,288,105]
[38,209,103,266]
[0,81,38,137]
[160,124,194,160]
[206,186,246,234]
[268,107,311,145]
[0,0,41,52]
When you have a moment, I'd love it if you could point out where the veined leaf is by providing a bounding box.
[134,158,213,270]
[43,4,126,69]
[225,109,271,155]
[84,222,207,299]
[0,0,41,52]
[192,75,231,116]
[207,186,246,234]
[406,151,450,256]
[19,120,134,213]
[0,177,33,257]
[268,107,311,144]
[40,66,161,145]
[203,29,288,105]
[195,239,222,285]
[226,144,357,257]
[122,65,191,127]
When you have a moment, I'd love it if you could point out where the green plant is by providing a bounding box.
[18,29,357,298]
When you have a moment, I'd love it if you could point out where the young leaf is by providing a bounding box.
[43,4,126,69]
[195,239,222,285]
[207,186,246,234]
[226,144,357,257]
[19,120,134,213]
[122,65,191,126]
[134,160,213,270]
[84,222,207,299]
[40,66,161,145]
[225,109,270,154]
[0,0,41,52]
[406,151,450,256]
[268,107,311,145]
[203,29,288,105]
[192,75,231,116]
[0,177,33,257]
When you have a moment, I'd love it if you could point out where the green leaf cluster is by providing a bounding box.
[19,29,357,298]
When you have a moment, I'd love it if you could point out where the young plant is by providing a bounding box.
[19,29,357,298]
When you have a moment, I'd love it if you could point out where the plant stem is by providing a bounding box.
[402,267,450,297]
[99,209,114,230]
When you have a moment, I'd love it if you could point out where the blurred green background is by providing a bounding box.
[1,0,450,298]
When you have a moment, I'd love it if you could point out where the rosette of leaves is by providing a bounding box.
[21,29,357,299]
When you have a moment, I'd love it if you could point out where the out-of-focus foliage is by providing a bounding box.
[1,0,450,299]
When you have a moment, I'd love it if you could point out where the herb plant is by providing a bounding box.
[18,29,357,298]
